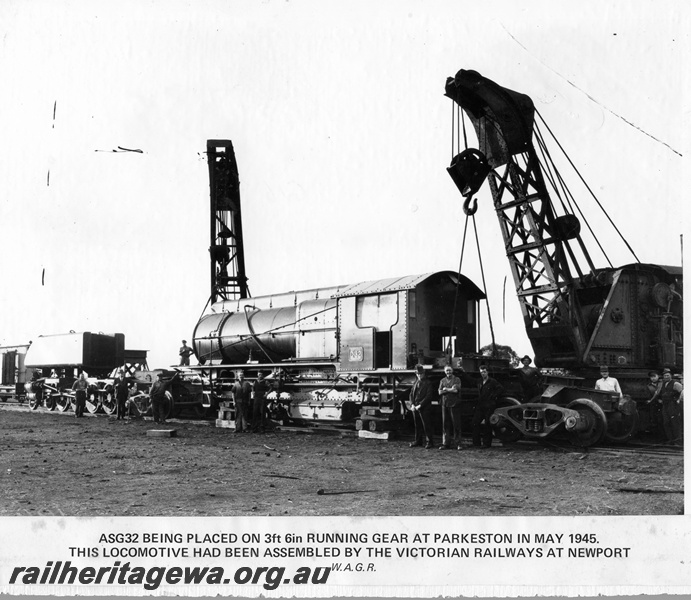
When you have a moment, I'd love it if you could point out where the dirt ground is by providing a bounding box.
[0,405,683,517]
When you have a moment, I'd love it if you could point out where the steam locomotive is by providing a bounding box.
[192,270,521,432]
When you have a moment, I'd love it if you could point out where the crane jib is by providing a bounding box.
[444,69,535,168]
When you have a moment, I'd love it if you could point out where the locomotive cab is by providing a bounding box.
[336,271,485,372]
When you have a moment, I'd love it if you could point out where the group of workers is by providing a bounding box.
[66,339,685,447]
[230,370,272,433]
[409,363,508,450]
[66,369,178,424]
[92,339,193,424]
[594,364,683,445]
[408,357,684,450]
[646,367,684,445]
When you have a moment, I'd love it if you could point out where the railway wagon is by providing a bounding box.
[0,345,30,402]
[24,331,126,412]
[9,331,206,418]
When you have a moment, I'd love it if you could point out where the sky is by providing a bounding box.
[0,0,687,369]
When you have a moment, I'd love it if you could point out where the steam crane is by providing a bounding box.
[444,69,683,445]
[207,140,249,304]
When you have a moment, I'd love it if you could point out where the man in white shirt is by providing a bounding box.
[595,365,622,398]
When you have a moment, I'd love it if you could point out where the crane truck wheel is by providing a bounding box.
[491,396,523,443]
[54,394,71,412]
[603,396,639,443]
[566,399,607,447]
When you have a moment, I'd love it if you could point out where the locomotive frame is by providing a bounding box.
[192,270,527,435]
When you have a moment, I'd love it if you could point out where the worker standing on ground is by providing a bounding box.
[149,371,179,424]
[595,365,623,398]
[657,368,683,446]
[72,372,89,419]
[516,355,542,401]
[113,370,129,421]
[646,370,663,435]
[472,364,505,448]
[251,371,272,433]
[231,370,252,433]
[179,340,194,366]
[127,382,140,419]
[409,365,436,449]
[438,365,463,450]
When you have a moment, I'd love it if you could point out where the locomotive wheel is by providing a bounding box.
[160,392,174,421]
[131,394,151,417]
[45,395,56,411]
[566,399,607,448]
[189,404,209,418]
[101,387,116,415]
[127,395,145,418]
[604,397,639,443]
[492,396,523,443]
[28,396,40,411]
[127,401,141,418]
[86,390,101,414]
[55,394,71,412]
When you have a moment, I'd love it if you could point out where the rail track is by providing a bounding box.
[0,401,682,459]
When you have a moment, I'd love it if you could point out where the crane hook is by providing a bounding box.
[463,195,478,216]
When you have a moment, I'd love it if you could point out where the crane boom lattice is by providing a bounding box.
[207,139,249,303]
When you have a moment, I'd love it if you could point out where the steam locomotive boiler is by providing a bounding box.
[193,270,496,427]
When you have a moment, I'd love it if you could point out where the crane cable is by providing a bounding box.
[447,105,497,357]
[446,215,470,357]
[446,104,469,357]
[446,211,499,358]
[471,214,498,354]
[533,122,612,269]
[536,109,640,263]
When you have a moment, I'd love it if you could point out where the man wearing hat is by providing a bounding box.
[251,371,272,433]
[113,370,129,420]
[179,340,194,366]
[231,370,252,433]
[438,365,463,450]
[645,370,663,435]
[409,365,436,449]
[472,364,506,448]
[516,355,542,402]
[149,371,180,424]
[71,372,89,418]
[594,366,622,398]
[657,368,683,445]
